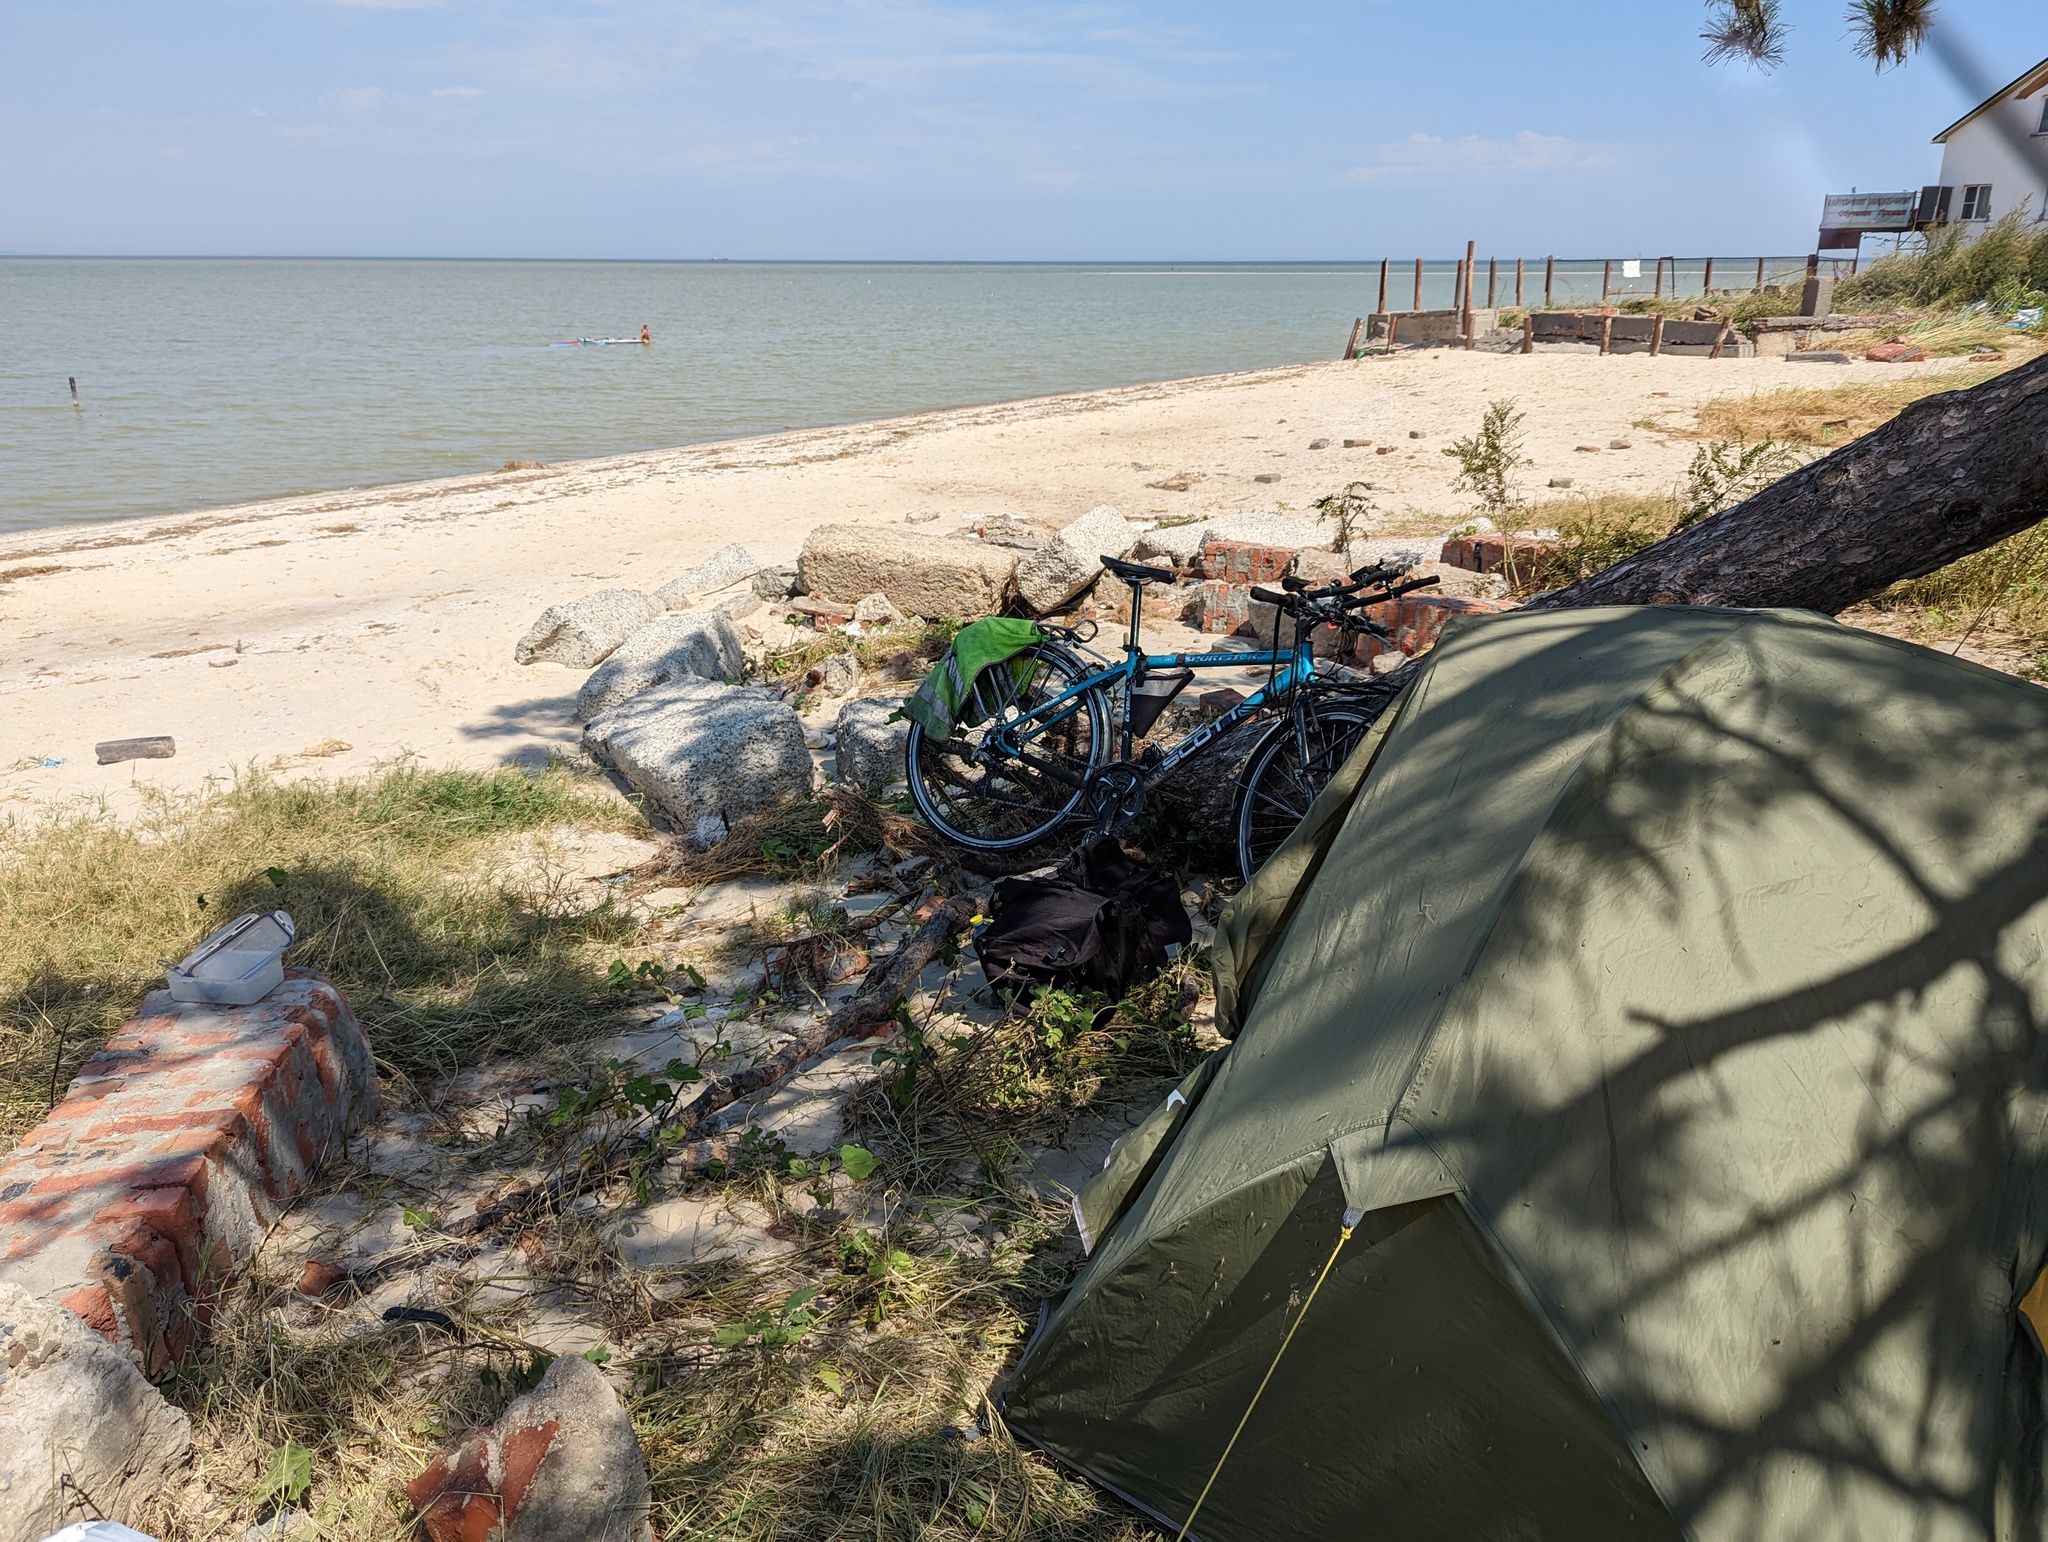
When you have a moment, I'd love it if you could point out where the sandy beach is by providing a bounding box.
[0,346,1982,819]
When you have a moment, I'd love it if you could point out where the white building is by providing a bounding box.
[1931,55,2048,227]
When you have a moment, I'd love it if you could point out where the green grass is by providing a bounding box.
[0,764,648,1150]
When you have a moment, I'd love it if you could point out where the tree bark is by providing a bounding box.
[1528,352,2048,613]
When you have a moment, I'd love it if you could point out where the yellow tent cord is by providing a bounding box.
[1173,1217,1356,1542]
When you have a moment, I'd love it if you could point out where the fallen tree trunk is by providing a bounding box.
[1530,351,2048,613]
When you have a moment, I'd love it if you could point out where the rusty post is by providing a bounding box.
[1702,256,1715,294]
[1649,314,1665,356]
[1515,257,1525,307]
[1386,313,1401,352]
[1754,256,1766,292]
[1599,314,1614,355]
[1487,257,1497,308]
[1377,259,1388,317]
[1654,257,1663,298]
[1601,259,1613,302]
[1544,255,1555,307]
[1413,257,1423,312]
[1343,317,1364,360]
[1521,310,1534,354]
[1710,321,1731,359]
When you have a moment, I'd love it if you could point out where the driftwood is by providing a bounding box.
[442,890,983,1239]
[1354,352,2048,712]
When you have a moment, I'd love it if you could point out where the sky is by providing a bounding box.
[0,0,2040,260]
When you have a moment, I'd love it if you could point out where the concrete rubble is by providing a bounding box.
[1014,503,1138,614]
[653,543,758,610]
[798,524,1017,620]
[574,610,745,721]
[832,696,911,796]
[514,589,660,668]
[582,677,814,841]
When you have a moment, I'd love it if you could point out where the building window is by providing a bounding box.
[2039,96,2048,133]
[1961,184,1993,220]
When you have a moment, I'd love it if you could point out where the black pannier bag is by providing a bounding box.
[972,836,1194,1002]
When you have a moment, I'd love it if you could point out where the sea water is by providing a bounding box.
[0,258,1479,533]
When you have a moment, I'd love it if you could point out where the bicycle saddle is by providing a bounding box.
[1101,554,1175,584]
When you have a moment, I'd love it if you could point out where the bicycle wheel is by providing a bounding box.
[906,642,1110,853]
[1233,700,1376,881]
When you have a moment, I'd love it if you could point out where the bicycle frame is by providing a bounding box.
[990,595,1314,796]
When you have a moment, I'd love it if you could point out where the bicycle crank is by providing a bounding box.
[1085,764,1147,831]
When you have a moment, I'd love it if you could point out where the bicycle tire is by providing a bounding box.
[1233,699,1376,882]
[906,642,1110,853]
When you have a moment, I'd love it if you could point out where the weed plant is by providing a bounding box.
[1442,399,1527,519]
[760,619,962,691]
[1311,481,1373,552]
[0,765,645,1151]
[1839,214,2048,315]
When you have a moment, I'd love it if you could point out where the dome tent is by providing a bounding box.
[1004,605,2048,1542]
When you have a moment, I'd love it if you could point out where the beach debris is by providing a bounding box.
[972,515,1051,549]
[0,1282,192,1542]
[496,459,547,473]
[1550,477,1576,489]
[582,678,812,843]
[405,1352,652,1542]
[268,739,351,770]
[752,563,799,601]
[653,543,758,610]
[851,591,905,626]
[1376,446,1396,455]
[833,696,911,797]
[1866,341,1929,364]
[1253,473,1281,484]
[94,736,175,765]
[798,524,1016,621]
[294,1258,347,1298]
[1608,437,1633,450]
[1308,438,1330,449]
[902,508,940,523]
[1575,444,1603,453]
[1342,438,1371,448]
[805,653,858,698]
[1788,351,1853,365]
[1016,503,1139,614]
[1408,430,1424,439]
[514,589,658,668]
[575,610,744,722]
[1145,472,1198,492]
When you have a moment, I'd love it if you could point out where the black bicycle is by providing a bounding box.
[1230,570,1438,879]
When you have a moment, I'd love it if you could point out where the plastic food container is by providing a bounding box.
[166,910,295,1006]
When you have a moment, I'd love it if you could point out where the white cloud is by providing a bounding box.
[325,86,386,112]
[1336,130,1622,186]
[431,85,484,98]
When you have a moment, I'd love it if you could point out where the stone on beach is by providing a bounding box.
[0,1283,192,1542]
[1131,511,1328,572]
[798,524,1016,621]
[514,589,659,668]
[653,543,758,609]
[582,678,813,838]
[833,696,911,796]
[851,591,905,626]
[752,564,800,601]
[404,1351,652,1542]
[575,611,744,721]
[1014,503,1138,614]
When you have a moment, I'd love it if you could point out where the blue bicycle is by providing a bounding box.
[904,554,1437,876]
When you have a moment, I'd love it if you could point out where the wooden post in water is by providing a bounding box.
[1377,260,1388,317]
[1702,256,1715,294]
[1649,314,1666,356]
[1754,256,1766,293]
[1521,311,1534,354]
[1544,256,1555,307]
[68,377,80,412]
[1601,259,1613,302]
[1487,257,1497,308]
[1451,257,1463,314]
[1413,258,1424,312]
[1343,317,1364,360]
[1515,257,1525,306]
[1654,258,1663,298]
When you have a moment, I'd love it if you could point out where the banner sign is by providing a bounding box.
[1820,192,1916,233]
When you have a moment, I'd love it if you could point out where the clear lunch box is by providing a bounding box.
[166,910,296,1006]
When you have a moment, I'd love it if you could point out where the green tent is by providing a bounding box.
[1005,605,2048,1541]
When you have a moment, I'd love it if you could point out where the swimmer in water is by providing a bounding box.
[640,324,652,344]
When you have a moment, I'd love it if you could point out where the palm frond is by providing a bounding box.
[1702,0,1788,69]
[1847,0,1936,69]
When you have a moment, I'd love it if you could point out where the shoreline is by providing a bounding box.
[0,348,1986,821]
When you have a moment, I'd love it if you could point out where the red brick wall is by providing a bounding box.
[0,972,376,1374]
[1349,595,1516,664]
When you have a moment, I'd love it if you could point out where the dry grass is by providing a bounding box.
[1646,363,2024,449]
[1798,312,2016,359]
[135,940,1208,1540]
[649,786,944,888]
[1860,525,2048,648]
[0,764,647,1151]
[1506,493,1684,597]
